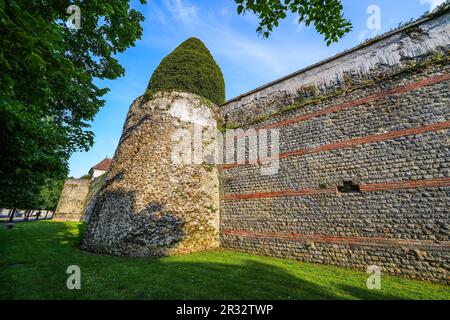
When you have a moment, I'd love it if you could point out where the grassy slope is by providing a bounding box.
[0,221,448,300]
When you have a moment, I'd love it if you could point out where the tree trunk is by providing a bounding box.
[8,208,16,222]
[25,209,32,221]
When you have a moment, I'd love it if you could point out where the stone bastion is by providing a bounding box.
[81,92,220,256]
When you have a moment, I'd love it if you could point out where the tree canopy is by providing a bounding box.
[0,0,146,208]
[38,178,65,211]
[0,0,356,209]
[146,37,226,105]
[234,0,352,45]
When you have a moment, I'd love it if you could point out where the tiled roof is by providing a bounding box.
[91,158,112,171]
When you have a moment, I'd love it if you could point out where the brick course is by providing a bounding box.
[219,13,450,283]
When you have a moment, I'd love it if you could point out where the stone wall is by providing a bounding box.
[82,92,220,257]
[54,179,91,221]
[219,12,450,283]
[81,174,107,222]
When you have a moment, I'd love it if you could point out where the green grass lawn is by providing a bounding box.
[0,221,448,300]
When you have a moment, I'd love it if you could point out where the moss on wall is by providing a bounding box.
[224,50,449,129]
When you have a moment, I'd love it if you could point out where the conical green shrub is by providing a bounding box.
[146,37,225,105]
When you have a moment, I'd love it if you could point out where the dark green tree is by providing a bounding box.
[0,0,146,208]
[146,37,225,105]
[234,0,352,45]
[38,178,65,211]
[1,0,357,209]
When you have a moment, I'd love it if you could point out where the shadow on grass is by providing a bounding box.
[0,221,408,300]
[336,284,406,300]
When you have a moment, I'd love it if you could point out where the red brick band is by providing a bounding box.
[228,73,450,141]
[222,177,450,200]
[222,120,450,170]
[280,120,450,160]
[260,73,450,131]
[223,187,337,200]
[221,229,450,249]
[360,178,450,191]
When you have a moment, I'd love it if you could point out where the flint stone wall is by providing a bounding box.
[219,13,450,283]
[55,179,91,221]
[81,174,107,222]
[82,92,220,257]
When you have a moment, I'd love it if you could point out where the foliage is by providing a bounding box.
[38,178,65,210]
[146,37,225,105]
[234,0,352,45]
[1,221,449,299]
[422,0,450,17]
[0,0,146,208]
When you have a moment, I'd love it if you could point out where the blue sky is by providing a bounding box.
[68,0,445,177]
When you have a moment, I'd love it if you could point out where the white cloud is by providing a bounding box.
[292,16,307,32]
[143,1,330,99]
[148,5,168,25]
[151,2,318,73]
[163,0,198,25]
[419,0,445,10]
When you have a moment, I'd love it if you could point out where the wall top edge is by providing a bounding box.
[221,10,449,107]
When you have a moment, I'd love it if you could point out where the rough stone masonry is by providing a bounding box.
[55,179,91,221]
[220,11,450,284]
[82,92,220,257]
[83,11,449,283]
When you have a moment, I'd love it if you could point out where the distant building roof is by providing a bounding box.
[90,158,112,172]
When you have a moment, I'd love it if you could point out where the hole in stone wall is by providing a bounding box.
[338,181,361,193]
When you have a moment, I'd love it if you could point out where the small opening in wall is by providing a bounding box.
[338,181,361,193]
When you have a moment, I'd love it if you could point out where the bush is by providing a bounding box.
[146,37,225,105]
